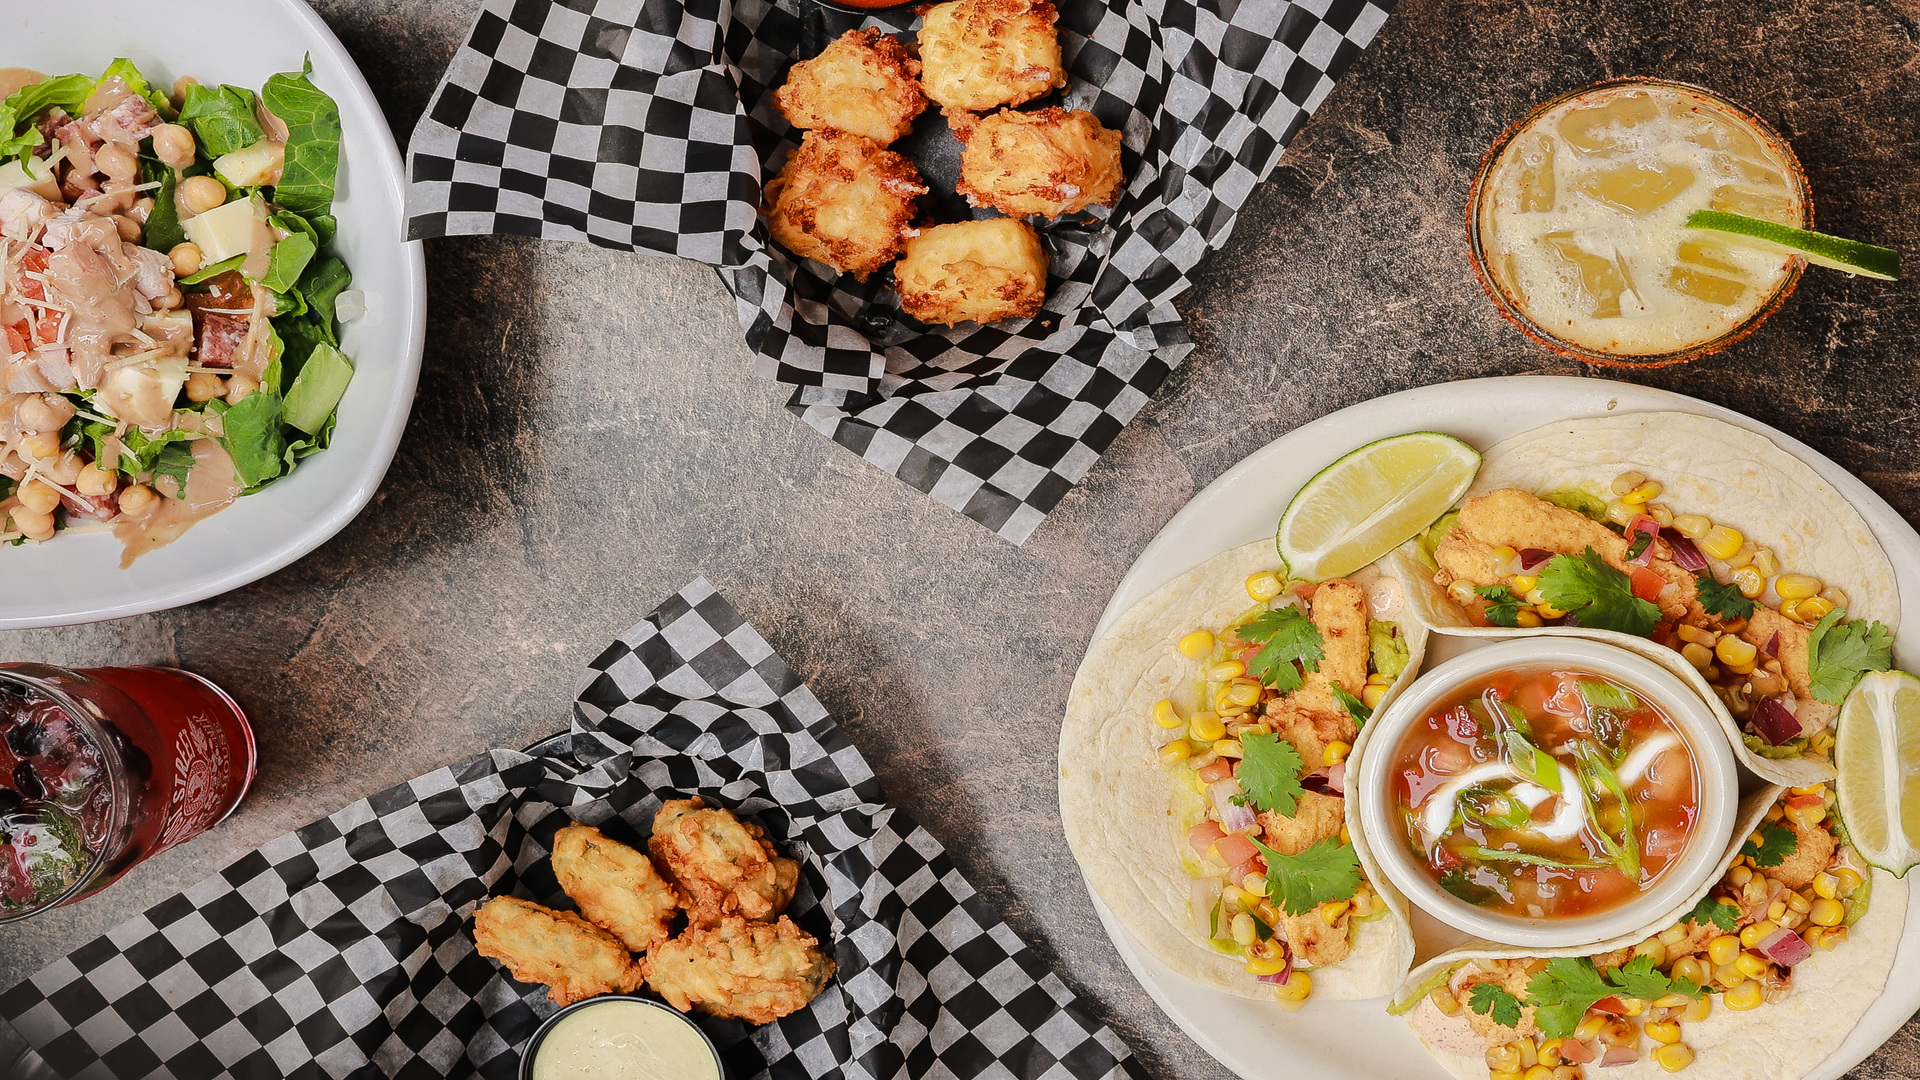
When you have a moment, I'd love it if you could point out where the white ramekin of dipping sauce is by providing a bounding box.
[520,995,728,1080]
[1355,637,1737,949]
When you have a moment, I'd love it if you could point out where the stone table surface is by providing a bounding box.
[5,0,1920,1077]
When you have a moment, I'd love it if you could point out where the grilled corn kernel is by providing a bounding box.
[1431,987,1463,1017]
[1230,912,1257,945]
[1552,1068,1582,1080]
[1606,499,1639,526]
[1724,541,1756,569]
[1713,962,1744,987]
[1153,700,1183,729]
[1158,740,1193,765]
[1518,1037,1539,1067]
[1681,642,1714,670]
[1225,680,1262,708]
[1178,631,1216,659]
[1622,480,1663,505]
[1775,574,1822,600]
[1796,596,1835,622]
[1658,925,1688,946]
[1190,712,1228,742]
[1648,504,1675,527]
[1362,684,1389,709]
[1340,823,1351,845]
[1487,1043,1523,1073]
[1812,871,1840,899]
[1245,953,1289,976]
[1275,971,1311,1000]
[1820,926,1849,949]
[1729,865,1754,886]
[1645,1020,1682,1045]
[1787,801,1826,828]
[1538,1039,1565,1067]
[1701,525,1745,561]
[1523,1066,1553,1080]
[1492,545,1520,565]
[1449,580,1479,605]
[1510,575,1538,593]
[1670,956,1708,987]
[1323,741,1351,766]
[1489,1072,1523,1080]
[1635,939,1668,966]
[1513,609,1544,628]
[1208,660,1246,681]
[1245,572,1284,602]
[1681,995,1712,1023]
[1786,890,1813,914]
[1612,471,1648,495]
[1707,934,1740,966]
[1741,921,1778,948]
[1821,585,1850,610]
[1751,548,1781,578]
[1241,873,1268,895]
[1714,636,1758,668]
[1734,952,1770,979]
[1835,868,1864,898]
[1724,981,1763,1011]
[1652,993,1689,1010]
[1676,624,1719,646]
[1766,899,1788,922]
[1673,514,1712,539]
[1653,1043,1697,1072]
[1574,1015,1609,1041]
[1535,600,1568,620]
[1318,900,1348,925]
[1730,565,1766,599]
[1619,997,1648,1017]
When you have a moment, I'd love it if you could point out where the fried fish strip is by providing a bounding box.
[650,797,801,928]
[471,895,642,1006]
[953,107,1123,218]
[552,822,683,953]
[645,916,836,1024]
[918,0,1067,112]
[775,28,927,146]
[895,218,1048,326]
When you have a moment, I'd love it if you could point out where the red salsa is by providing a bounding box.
[1389,667,1697,919]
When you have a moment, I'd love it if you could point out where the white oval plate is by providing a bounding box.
[1080,375,1920,1080]
[0,0,425,629]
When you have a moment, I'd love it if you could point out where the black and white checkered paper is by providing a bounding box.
[0,580,1144,1080]
[405,0,1394,542]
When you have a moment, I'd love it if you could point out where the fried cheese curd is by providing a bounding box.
[775,28,928,146]
[896,218,1048,325]
[644,916,836,1024]
[650,797,802,928]
[551,823,684,953]
[764,129,927,281]
[471,896,643,1006]
[917,0,1068,113]
[954,107,1124,218]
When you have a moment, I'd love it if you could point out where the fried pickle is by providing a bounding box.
[918,0,1067,113]
[895,218,1047,325]
[954,107,1123,218]
[649,797,802,928]
[775,28,928,146]
[551,823,683,953]
[644,916,836,1023]
[471,895,643,1006]
[764,129,926,281]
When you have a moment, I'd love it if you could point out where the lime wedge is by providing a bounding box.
[1834,670,1920,876]
[1684,210,1900,280]
[1275,432,1480,581]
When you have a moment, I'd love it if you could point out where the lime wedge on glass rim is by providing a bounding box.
[1835,669,1920,876]
[1684,210,1901,280]
[1275,432,1480,581]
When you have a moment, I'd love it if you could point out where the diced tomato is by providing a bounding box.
[1784,793,1824,812]
[1212,832,1261,868]
[1590,996,1626,1016]
[1187,821,1225,859]
[1230,856,1265,883]
[1196,759,1234,783]
[1650,621,1679,650]
[1559,1039,1595,1064]
[1444,705,1480,743]
[1293,582,1318,601]
[1429,845,1464,873]
[4,323,28,354]
[1630,566,1665,604]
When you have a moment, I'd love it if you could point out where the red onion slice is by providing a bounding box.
[1660,528,1708,572]
[1625,516,1661,566]
[1559,1039,1596,1065]
[1752,696,1802,745]
[1301,764,1347,798]
[1757,927,1813,967]
[1598,1047,1640,1068]
[1253,942,1295,985]
[1763,631,1781,658]
[1211,779,1257,833]
[1519,548,1555,571]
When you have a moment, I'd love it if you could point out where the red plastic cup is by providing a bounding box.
[0,664,255,922]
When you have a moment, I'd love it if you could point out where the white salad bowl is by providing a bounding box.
[0,0,425,629]
[1355,636,1738,950]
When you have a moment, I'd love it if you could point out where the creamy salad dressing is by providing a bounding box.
[0,69,45,100]
[531,1000,723,1080]
[112,437,242,567]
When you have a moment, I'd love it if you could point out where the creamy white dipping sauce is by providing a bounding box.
[531,1000,721,1080]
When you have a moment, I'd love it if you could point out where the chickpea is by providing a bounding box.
[18,430,60,461]
[225,374,260,404]
[16,479,60,515]
[185,371,225,402]
[9,506,55,542]
[94,142,139,182]
[169,242,204,277]
[179,175,228,216]
[149,123,198,170]
[42,451,84,486]
[16,393,75,432]
[0,452,24,480]
[131,196,155,223]
[117,484,160,520]
[154,285,184,312]
[170,76,199,109]
[75,462,118,497]
[113,214,143,243]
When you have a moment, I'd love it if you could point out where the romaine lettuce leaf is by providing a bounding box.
[178,83,264,158]
[0,74,93,158]
[213,393,288,490]
[97,58,171,113]
[261,59,340,219]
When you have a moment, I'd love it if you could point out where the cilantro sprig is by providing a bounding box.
[1523,956,1701,1039]
[1686,894,1739,933]
[1537,548,1661,637]
[1331,685,1372,724]
[1468,983,1523,1028]
[1807,608,1894,704]
[1475,585,1527,628]
[1235,732,1305,817]
[1237,607,1325,692]
[1742,820,1799,868]
[1250,836,1362,916]
[1695,573,1754,620]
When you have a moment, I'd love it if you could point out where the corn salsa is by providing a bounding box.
[1390,667,1698,919]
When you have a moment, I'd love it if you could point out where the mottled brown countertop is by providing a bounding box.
[4,0,1919,1077]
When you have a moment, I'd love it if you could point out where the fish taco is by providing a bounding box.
[1392,783,1903,1080]
[1059,541,1426,1003]
[1394,412,1900,786]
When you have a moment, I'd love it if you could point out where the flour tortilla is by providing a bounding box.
[1398,861,1908,1080]
[1058,542,1425,999]
[1395,411,1900,787]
